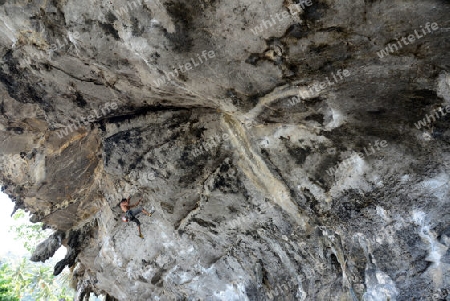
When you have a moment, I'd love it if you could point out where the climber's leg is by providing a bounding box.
[129,215,143,238]
[130,207,143,217]
[137,224,143,238]
[142,208,155,216]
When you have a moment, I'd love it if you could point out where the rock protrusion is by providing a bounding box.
[53,223,93,276]
[30,230,65,263]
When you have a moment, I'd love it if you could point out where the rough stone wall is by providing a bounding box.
[0,0,449,300]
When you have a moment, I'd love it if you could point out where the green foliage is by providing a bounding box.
[0,258,75,301]
[0,263,19,301]
[4,209,76,300]
[10,210,48,253]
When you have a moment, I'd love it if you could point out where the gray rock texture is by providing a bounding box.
[0,0,449,300]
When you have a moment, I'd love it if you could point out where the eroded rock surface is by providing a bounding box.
[0,0,449,300]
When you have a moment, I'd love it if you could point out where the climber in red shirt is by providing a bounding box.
[119,196,154,238]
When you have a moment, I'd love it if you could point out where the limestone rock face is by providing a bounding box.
[0,0,449,300]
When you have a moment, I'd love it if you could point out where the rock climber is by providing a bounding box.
[119,196,154,238]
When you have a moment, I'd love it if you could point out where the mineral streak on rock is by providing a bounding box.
[0,0,449,300]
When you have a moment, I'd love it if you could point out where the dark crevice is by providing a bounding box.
[75,92,88,107]
[98,22,120,40]
[163,2,194,53]
[50,64,104,85]
[103,105,207,125]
